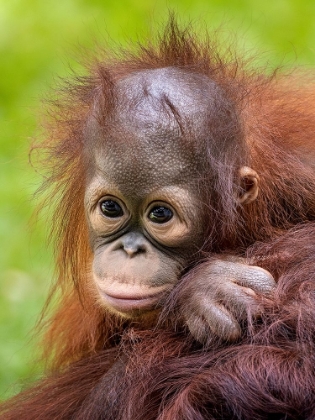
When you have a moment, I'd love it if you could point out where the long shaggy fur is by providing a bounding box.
[2,18,315,419]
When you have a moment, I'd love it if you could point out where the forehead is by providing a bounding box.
[85,68,220,193]
[90,124,202,197]
[89,129,205,199]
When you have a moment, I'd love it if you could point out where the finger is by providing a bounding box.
[215,282,263,319]
[185,313,209,344]
[209,260,276,294]
[201,302,241,342]
[231,264,276,294]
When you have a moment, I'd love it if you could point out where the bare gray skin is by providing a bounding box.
[84,67,276,342]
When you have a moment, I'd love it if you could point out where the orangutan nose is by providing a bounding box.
[119,232,148,257]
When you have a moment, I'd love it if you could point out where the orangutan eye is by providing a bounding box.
[100,200,123,218]
[148,206,173,224]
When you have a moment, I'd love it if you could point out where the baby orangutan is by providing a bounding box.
[2,19,315,420]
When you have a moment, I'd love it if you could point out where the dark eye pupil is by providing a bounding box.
[100,200,123,218]
[149,206,173,224]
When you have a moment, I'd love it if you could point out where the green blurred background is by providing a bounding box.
[1,0,315,399]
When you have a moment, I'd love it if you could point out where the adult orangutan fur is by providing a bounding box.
[2,18,315,420]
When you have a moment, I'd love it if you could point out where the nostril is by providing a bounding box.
[124,245,146,257]
[116,233,149,256]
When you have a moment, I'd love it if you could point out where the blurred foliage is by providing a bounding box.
[1,0,315,400]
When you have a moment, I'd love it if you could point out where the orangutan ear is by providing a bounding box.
[237,166,259,205]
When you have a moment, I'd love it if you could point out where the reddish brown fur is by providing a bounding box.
[2,18,315,419]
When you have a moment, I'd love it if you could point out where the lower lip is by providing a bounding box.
[100,291,164,312]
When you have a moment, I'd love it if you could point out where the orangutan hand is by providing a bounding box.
[179,258,276,345]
